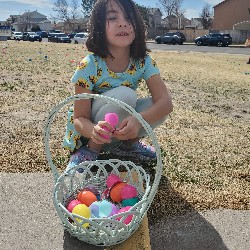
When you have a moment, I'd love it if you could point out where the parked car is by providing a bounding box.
[22,32,42,42]
[48,33,71,43]
[10,31,23,41]
[49,29,61,33]
[36,31,48,38]
[194,33,232,47]
[67,32,77,39]
[71,32,88,44]
[155,32,186,45]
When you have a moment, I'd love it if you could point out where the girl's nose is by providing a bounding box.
[119,23,127,27]
[118,17,128,27]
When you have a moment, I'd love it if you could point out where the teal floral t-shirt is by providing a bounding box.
[63,53,160,152]
[71,53,160,93]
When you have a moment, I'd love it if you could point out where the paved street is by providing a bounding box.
[147,42,250,55]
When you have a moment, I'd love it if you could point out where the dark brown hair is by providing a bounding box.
[86,0,149,59]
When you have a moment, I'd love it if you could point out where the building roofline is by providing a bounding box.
[214,0,229,8]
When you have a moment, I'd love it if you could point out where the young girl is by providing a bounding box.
[63,0,173,171]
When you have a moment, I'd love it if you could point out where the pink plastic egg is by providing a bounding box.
[106,174,122,189]
[116,206,133,225]
[67,199,81,213]
[120,184,138,200]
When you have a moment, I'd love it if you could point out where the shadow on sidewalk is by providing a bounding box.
[63,231,104,250]
[148,175,228,250]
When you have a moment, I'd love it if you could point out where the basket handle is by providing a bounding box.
[44,93,163,196]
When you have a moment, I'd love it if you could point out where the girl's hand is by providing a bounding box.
[113,116,142,140]
[91,121,114,144]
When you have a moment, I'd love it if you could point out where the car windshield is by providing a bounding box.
[57,34,67,37]
[15,32,22,35]
[28,32,37,35]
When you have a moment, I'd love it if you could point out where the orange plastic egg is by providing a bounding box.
[110,182,127,202]
[77,191,97,206]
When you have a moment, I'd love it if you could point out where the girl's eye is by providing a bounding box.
[107,16,117,21]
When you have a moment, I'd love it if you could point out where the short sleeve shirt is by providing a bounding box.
[71,54,160,93]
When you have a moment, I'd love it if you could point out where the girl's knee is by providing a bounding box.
[112,86,137,107]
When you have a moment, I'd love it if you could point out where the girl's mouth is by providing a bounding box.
[116,32,129,36]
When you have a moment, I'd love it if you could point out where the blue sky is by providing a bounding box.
[0,0,223,21]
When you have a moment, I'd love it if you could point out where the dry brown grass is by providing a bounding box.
[0,41,249,222]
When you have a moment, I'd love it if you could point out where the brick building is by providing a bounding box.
[213,0,250,30]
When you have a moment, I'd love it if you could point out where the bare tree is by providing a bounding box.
[159,0,184,29]
[72,0,80,19]
[19,11,32,31]
[53,0,70,22]
[81,0,96,17]
[200,4,213,29]
[53,0,81,31]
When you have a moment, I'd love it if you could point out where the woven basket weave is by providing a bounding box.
[44,93,163,246]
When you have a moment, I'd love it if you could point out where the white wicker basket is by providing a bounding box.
[44,93,163,246]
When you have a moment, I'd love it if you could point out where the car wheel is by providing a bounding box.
[156,39,161,44]
[217,41,223,47]
[172,39,177,45]
[196,40,202,46]
[179,41,183,45]
[75,41,78,44]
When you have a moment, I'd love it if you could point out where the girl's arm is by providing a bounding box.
[73,85,95,139]
[140,74,173,124]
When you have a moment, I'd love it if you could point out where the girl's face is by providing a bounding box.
[105,0,135,50]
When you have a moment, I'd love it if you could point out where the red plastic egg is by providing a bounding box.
[77,191,97,206]
[110,182,127,202]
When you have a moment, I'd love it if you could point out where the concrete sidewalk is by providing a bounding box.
[1,173,249,250]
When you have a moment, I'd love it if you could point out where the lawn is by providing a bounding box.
[0,41,249,224]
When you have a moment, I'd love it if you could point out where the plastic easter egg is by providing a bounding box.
[116,206,133,225]
[120,184,138,200]
[105,113,119,127]
[106,174,122,189]
[110,204,119,216]
[89,200,116,218]
[89,201,100,217]
[121,197,139,207]
[99,200,113,217]
[83,186,100,198]
[67,199,81,213]
[110,182,127,203]
[77,190,97,206]
[72,204,91,228]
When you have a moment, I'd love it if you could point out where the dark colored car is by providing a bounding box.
[67,32,77,39]
[155,32,186,45]
[195,33,232,47]
[36,31,48,38]
[49,29,61,33]
[48,33,71,43]
[22,32,42,42]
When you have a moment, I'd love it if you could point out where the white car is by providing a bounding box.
[10,31,23,41]
[72,32,88,44]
